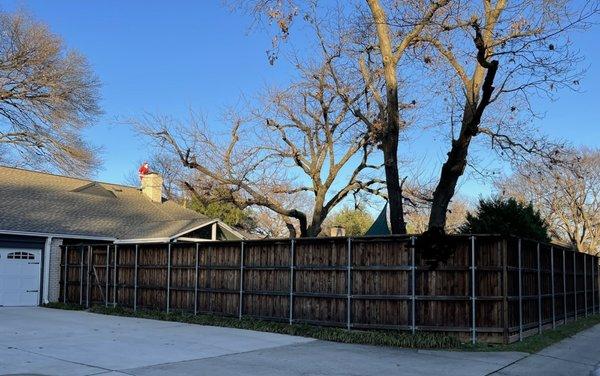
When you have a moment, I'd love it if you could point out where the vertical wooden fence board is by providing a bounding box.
[57,236,598,344]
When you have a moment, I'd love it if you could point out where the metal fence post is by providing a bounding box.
[550,247,555,329]
[194,243,199,315]
[518,239,523,341]
[502,239,509,344]
[562,249,567,323]
[113,244,118,307]
[239,241,244,319]
[79,246,84,305]
[537,243,542,333]
[471,236,476,344]
[289,239,295,325]
[166,242,171,313]
[134,244,138,311]
[63,246,68,303]
[573,251,577,320]
[346,237,352,331]
[593,258,596,315]
[584,255,587,317]
[105,245,110,307]
[411,236,416,335]
[86,246,91,308]
[594,257,600,313]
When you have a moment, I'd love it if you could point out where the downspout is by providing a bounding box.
[42,236,52,304]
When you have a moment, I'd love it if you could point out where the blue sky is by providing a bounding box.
[3,0,298,181]
[3,1,599,205]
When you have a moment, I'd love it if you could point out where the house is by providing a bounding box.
[0,166,243,307]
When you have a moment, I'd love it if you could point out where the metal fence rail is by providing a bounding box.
[59,235,600,344]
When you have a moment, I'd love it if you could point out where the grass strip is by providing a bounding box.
[462,314,600,353]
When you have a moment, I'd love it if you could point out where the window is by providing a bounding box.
[7,251,35,260]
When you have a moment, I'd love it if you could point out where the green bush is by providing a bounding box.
[460,197,550,242]
[323,206,374,236]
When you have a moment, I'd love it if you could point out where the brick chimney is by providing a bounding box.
[141,172,163,203]
[330,226,346,237]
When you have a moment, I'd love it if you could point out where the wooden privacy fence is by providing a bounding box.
[59,235,600,344]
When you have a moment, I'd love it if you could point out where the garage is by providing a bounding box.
[0,248,42,306]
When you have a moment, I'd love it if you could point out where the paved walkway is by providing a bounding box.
[0,307,598,375]
[490,322,600,376]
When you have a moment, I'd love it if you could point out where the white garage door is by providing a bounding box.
[0,249,42,306]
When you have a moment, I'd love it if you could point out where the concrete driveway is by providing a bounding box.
[0,307,597,376]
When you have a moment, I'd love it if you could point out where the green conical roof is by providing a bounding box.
[365,203,390,236]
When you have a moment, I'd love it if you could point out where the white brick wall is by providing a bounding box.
[48,238,63,302]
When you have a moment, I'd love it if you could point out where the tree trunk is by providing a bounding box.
[428,53,498,233]
[285,221,297,238]
[298,215,309,237]
[367,0,406,234]
[382,133,406,234]
[428,120,474,232]
[306,203,326,237]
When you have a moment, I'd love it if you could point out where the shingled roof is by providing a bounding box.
[0,166,223,241]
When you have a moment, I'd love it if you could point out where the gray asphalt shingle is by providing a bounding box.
[0,166,213,240]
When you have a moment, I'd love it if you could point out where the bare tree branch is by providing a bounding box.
[0,10,101,176]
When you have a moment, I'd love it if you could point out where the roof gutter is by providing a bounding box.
[0,229,116,241]
[174,237,215,243]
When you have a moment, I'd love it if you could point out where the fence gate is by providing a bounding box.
[61,245,112,307]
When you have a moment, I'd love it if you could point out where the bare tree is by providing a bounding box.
[0,10,101,176]
[238,0,453,234]
[413,0,598,234]
[235,0,598,238]
[406,197,470,234]
[362,0,450,234]
[498,148,600,254]
[136,53,383,237]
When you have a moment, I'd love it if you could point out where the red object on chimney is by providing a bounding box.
[138,162,150,179]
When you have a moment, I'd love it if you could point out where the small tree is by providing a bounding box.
[323,206,374,236]
[187,187,256,230]
[460,197,550,242]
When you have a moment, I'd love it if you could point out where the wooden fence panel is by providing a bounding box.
[58,235,599,344]
[351,237,411,329]
[88,245,109,306]
[474,237,503,333]
[242,240,291,320]
[552,247,566,323]
[292,238,348,326]
[538,243,553,326]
